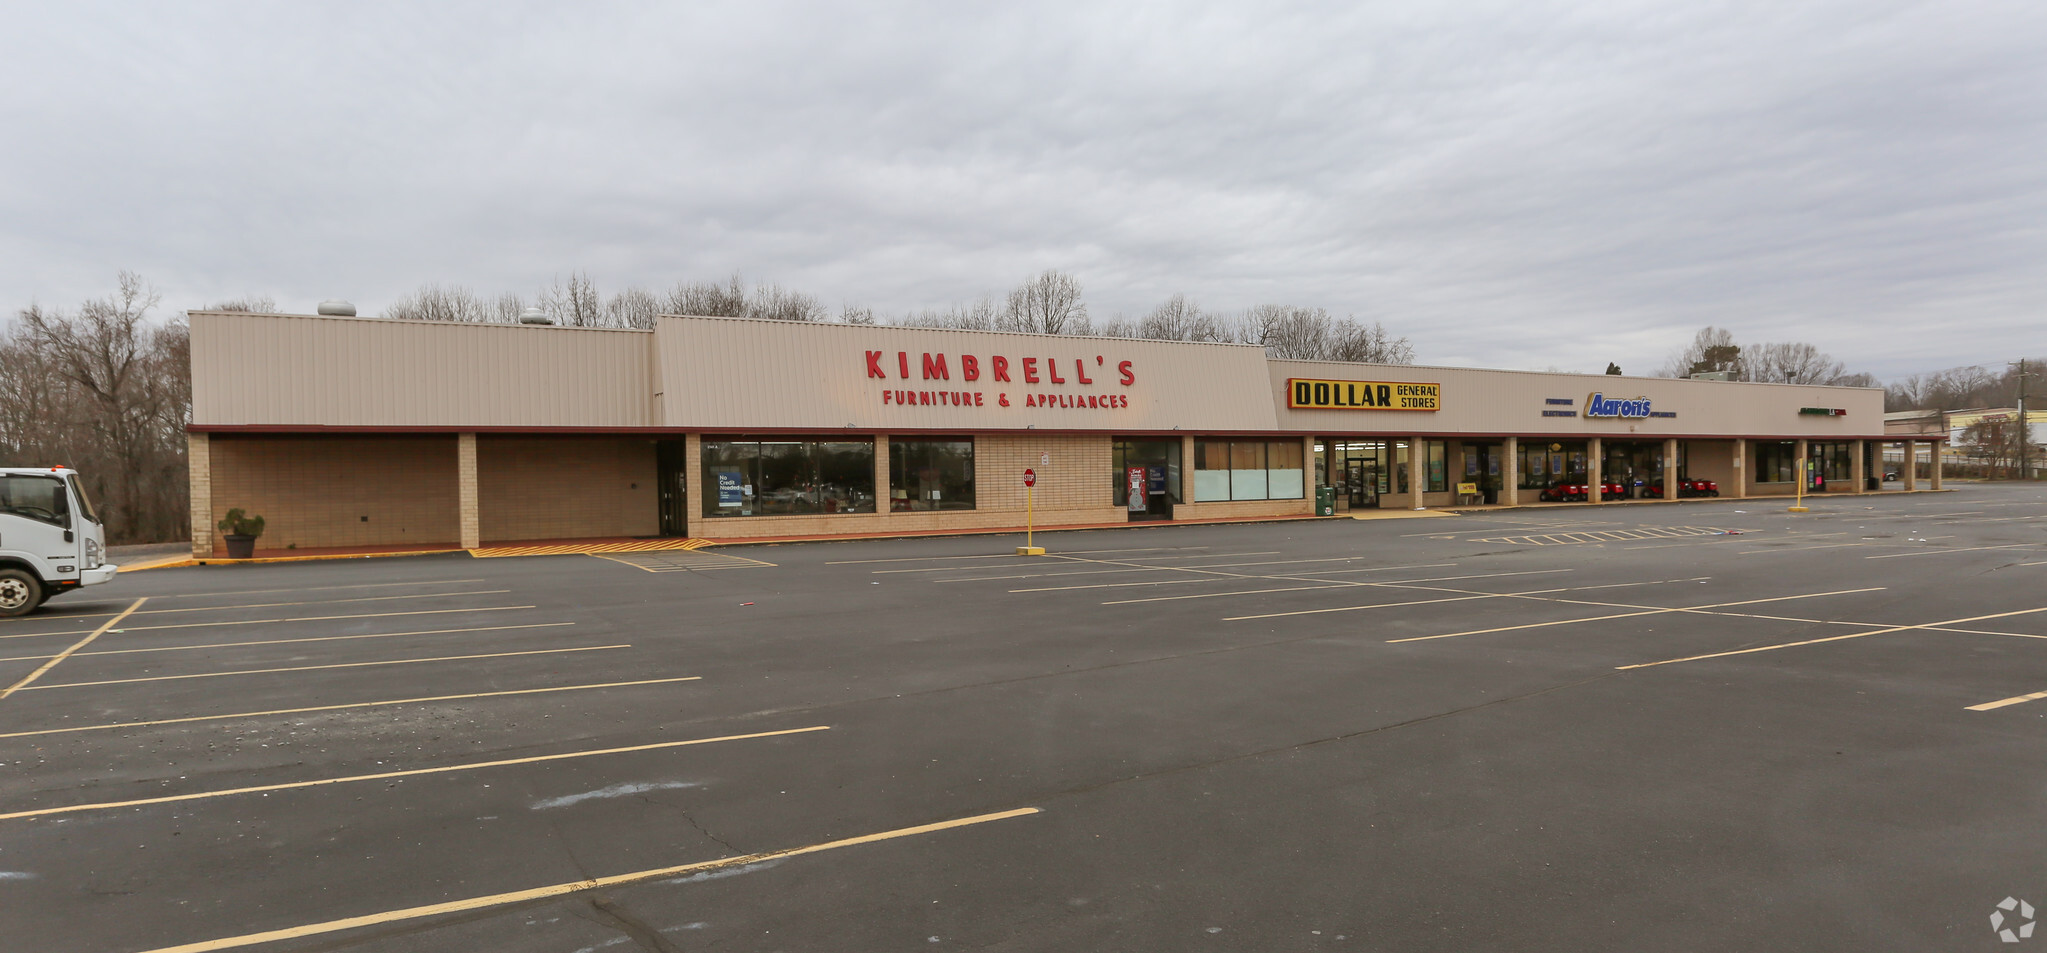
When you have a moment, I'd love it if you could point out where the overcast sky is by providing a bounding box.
[2,1,2041,378]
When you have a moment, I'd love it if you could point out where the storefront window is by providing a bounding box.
[889,439,974,511]
[1817,442,1855,481]
[1755,442,1797,483]
[1423,441,1447,492]
[1195,440,1305,501]
[1268,440,1306,499]
[1113,439,1182,507]
[702,437,875,517]
[1520,442,1587,490]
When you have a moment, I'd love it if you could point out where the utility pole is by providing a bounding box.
[2018,359,2032,482]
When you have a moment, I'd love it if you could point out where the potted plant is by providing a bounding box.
[217,508,265,559]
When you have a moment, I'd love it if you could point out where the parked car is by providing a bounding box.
[1883,471,1899,482]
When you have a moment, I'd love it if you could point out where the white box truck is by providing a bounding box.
[0,467,118,617]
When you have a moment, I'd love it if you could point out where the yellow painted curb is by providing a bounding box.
[189,549,466,566]
[470,538,714,558]
[1350,509,1458,520]
[117,555,199,572]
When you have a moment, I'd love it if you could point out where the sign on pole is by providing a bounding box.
[1023,468,1036,487]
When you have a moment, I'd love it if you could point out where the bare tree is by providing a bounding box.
[1325,318,1415,364]
[385,285,496,323]
[1244,305,1331,359]
[1001,270,1088,335]
[9,272,190,543]
[1746,341,1846,385]
[662,276,748,317]
[206,295,278,314]
[536,272,605,327]
[1659,326,1743,378]
[744,283,827,323]
[1139,294,1202,341]
[604,287,661,329]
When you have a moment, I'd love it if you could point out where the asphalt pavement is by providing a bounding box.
[4,484,2045,952]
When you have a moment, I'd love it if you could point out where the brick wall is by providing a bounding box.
[477,436,659,542]
[188,433,213,557]
[207,435,459,551]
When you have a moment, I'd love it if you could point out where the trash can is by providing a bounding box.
[1315,485,1336,517]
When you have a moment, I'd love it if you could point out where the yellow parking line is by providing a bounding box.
[129,806,1037,953]
[0,598,146,701]
[829,547,1200,565]
[127,590,511,616]
[1968,690,2047,711]
[0,622,577,663]
[0,604,538,640]
[1010,578,1219,593]
[16,645,630,692]
[0,676,702,740]
[0,725,831,821]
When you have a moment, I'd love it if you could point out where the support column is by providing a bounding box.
[1502,437,1519,506]
[1851,439,1866,494]
[683,434,704,533]
[188,432,213,558]
[1301,435,1316,507]
[1731,439,1748,498]
[1446,441,1467,504]
[1903,442,1917,490]
[1931,441,1944,489]
[874,434,892,518]
[457,432,480,550]
[1587,437,1603,504]
[1663,439,1679,501]
[1795,439,1809,497]
[1408,438,1425,510]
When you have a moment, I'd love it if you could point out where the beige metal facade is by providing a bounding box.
[186,310,1911,556]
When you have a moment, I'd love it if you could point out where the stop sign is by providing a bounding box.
[1023,468,1036,487]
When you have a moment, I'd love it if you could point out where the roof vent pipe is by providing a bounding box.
[316,300,356,316]
[518,307,554,325]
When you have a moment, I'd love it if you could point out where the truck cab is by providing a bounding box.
[0,467,118,617]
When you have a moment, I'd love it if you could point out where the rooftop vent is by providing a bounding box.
[518,307,554,325]
[316,300,356,316]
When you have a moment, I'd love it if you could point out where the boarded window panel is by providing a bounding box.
[1266,441,1304,499]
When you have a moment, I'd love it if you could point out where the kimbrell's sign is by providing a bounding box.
[866,350,1135,410]
[1287,379,1441,411]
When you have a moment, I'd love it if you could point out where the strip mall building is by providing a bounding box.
[185,311,1923,557]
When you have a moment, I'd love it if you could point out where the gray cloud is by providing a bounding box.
[2,0,2042,378]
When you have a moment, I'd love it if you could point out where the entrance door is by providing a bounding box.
[1464,443,1503,503]
[1347,460,1379,508]
[656,440,688,537]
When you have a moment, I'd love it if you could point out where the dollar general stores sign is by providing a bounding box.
[1286,379,1441,411]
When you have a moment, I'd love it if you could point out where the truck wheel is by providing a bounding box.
[0,569,42,618]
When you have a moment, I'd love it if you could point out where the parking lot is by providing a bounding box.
[5,485,2047,952]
